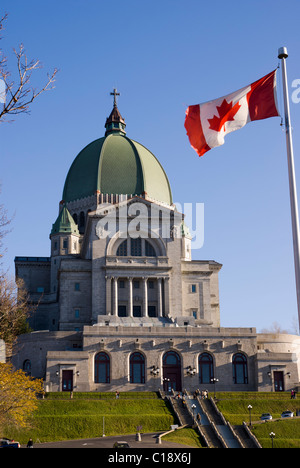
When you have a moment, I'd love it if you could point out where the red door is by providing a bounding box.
[62,370,73,392]
[163,351,182,392]
[274,371,284,392]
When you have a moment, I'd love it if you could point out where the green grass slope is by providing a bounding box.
[4,392,176,444]
[215,392,300,448]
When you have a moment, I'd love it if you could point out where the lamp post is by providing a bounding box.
[211,377,219,399]
[102,416,105,438]
[150,366,160,377]
[187,366,196,376]
[248,405,253,427]
[191,403,196,423]
[270,432,275,449]
[163,377,170,393]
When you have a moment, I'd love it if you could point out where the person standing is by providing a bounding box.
[27,438,34,448]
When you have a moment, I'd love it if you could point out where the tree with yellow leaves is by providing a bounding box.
[0,362,44,429]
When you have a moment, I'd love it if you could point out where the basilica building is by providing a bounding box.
[13,93,300,394]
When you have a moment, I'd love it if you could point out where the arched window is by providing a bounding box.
[95,352,110,383]
[115,239,158,257]
[79,211,85,230]
[130,352,145,384]
[145,240,156,257]
[163,351,181,366]
[131,238,142,256]
[199,353,214,384]
[117,240,127,256]
[232,353,248,384]
[23,359,31,376]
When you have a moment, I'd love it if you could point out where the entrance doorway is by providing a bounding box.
[62,370,73,392]
[163,351,182,392]
[274,371,284,392]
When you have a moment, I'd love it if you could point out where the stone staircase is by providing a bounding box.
[163,391,261,449]
[233,424,261,448]
[173,392,261,448]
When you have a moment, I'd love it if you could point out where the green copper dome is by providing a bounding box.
[51,205,79,236]
[62,100,172,206]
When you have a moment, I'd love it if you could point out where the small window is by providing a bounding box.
[75,309,80,319]
[63,239,68,249]
[75,283,80,291]
[148,281,154,289]
[191,284,196,293]
[119,280,125,289]
[118,305,127,317]
[134,281,140,289]
[23,359,31,376]
[37,287,44,293]
[192,310,197,319]
[148,305,156,317]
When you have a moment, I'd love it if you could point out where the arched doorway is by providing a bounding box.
[163,351,182,392]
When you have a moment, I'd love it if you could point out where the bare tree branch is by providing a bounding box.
[0,14,58,122]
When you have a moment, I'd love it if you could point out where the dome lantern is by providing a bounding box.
[105,88,126,136]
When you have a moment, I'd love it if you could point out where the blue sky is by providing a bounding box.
[1,0,300,332]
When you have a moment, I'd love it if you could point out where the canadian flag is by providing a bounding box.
[184,70,279,157]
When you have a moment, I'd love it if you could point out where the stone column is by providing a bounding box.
[105,276,112,315]
[157,278,163,317]
[112,277,118,316]
[142,277,148,317]
[164,276,170,317]
[128,277,133,317]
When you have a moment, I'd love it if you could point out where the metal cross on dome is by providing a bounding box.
[110,88,120,108]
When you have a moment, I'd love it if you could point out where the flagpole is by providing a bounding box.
[278,46,300,332]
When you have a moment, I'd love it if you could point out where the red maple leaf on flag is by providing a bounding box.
[208,98,241,132]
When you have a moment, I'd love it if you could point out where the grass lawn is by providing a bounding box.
[215,392,300,448]
[162,428,205,448]
[4,391,300,448]
[3,392,176,444]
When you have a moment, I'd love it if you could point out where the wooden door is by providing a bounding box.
[62,370,73,392]
[274,371,284,392]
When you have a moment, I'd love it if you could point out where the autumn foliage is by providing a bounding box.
[0,362,44,429]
